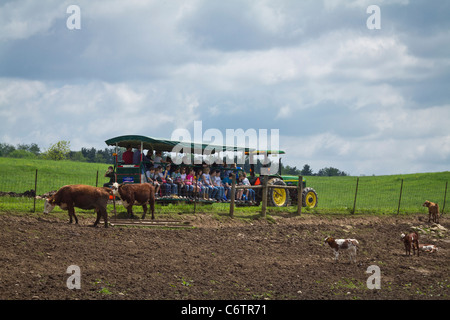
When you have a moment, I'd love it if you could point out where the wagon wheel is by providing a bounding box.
[268,178,290,207]
[302,187,318,208]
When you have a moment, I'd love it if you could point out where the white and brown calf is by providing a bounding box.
[419,244,438,253]
[324,237,359,263]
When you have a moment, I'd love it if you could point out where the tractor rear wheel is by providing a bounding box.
[302,187,318,208]
[268,178,290,207]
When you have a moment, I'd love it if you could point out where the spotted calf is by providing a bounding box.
[324,236,359,263]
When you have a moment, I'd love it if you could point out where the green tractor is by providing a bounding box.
[246,151,318,208]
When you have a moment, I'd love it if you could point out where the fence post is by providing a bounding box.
[261,175,268,218]
[96,170,99,187]
[229,173,236,218]
[443,181,448,215]
[397,179,404,215]
[297,176,303,215]
[192,179,196,214]
[33,169,38,213]
[352,177,359,214]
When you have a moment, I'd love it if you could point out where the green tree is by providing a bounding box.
[317,167,348,176]
[300,164,314,176]
[0,143,15,157]
[17,143,40,155]
[69,151,87,162]
[44,141,71,160]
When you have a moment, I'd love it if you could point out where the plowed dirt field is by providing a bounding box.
[0,212,448,302]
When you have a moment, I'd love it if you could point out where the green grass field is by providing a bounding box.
[0,157,448,216]
[305,172,449,214]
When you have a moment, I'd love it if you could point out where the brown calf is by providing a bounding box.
[112,183,156,219]
[43,184,112,228]
[422,200,439,224]
[401,232,419,256]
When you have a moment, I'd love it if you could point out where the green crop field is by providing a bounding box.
[0,157,448,216]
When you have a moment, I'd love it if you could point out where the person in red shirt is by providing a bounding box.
[122,145,133,164]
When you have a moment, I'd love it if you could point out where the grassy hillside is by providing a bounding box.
[0,157,111,194]
[0,157,112,213]
[0,156,448,215]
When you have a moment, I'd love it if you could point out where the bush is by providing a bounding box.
[7,149,36,159]
[42,141,71,161]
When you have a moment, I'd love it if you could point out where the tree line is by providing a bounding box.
[0,141,115,163]
[1,141,349,176]
[282,164,348,177]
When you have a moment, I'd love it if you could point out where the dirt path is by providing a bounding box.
[0,212,448,301]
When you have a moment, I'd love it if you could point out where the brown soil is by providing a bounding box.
[0,212,448,302]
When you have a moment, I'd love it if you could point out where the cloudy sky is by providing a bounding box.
[1,0,449,175]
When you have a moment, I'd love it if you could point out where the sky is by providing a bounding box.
[0,0,449,176]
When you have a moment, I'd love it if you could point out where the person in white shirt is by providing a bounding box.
[242,172,255,203]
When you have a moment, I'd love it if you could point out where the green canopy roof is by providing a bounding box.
[105,135,275,154]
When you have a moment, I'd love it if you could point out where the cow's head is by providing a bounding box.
[43,196,56,214]
[111,182,121,197]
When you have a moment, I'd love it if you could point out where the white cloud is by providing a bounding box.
[323,0,409,11]
[0,0,67,41]
[0,0,449,175]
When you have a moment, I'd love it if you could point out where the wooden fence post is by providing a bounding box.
[397,179,404,215]
[352,177,359,214]
[442,181,448,215]
[261,175,268,218]
[297,176,303,215]
[33,169,38,213]
[229,173,236,218]
[193,177,197,214]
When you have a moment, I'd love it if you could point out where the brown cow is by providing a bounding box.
[43,184,112,228]
[422,200,439,224]
[111,182,156,219]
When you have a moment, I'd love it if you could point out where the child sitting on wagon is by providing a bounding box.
[156,166,170,197]
[241,172,255,203]
[180,166,194,198]
[222,173,232,201]
[164,164,178,197]
[147,167,160,197]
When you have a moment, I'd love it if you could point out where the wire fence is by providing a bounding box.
[0,169,103,213]
[0,170,448,216]
[306,176,448,215]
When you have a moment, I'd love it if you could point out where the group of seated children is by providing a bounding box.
[120,146,256,203]
[145,164,256,203]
